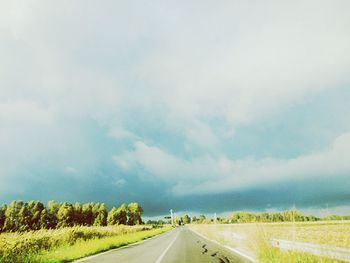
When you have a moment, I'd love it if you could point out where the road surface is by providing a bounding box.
[77,226,253,263]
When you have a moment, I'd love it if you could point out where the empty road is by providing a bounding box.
[77,226,253,263]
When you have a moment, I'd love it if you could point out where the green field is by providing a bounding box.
[0,225,171,263]
[189,221,350,263]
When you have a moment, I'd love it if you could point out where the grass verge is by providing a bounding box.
[34,226,172,263]
[189,222,350,263]
[0,225,172,263]
[258,242,343,263]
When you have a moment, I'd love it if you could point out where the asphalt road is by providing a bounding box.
[78,226,253,263]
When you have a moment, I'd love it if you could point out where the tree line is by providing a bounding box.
[222,210,318,223]
[179,209,350,224]
[0,200,143,232]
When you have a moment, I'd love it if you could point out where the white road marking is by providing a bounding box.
[155,230,180,263]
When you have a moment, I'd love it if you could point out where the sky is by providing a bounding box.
[0,0,350,217]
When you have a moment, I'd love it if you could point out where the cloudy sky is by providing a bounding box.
[1,0,350,216]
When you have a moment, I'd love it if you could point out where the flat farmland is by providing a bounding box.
[189,221,350,262]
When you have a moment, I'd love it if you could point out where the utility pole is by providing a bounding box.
[170,209,174,226]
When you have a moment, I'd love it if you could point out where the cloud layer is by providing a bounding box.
[0,0,350,215]
[113,133,350,195]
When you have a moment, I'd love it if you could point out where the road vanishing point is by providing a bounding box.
[76,226,253,263]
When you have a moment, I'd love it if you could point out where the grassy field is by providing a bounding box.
[0,225,172,263]
[189,221,350,263]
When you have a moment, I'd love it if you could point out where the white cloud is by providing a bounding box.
[113,178,127,188]
[0,100,54,165]
[184,121,220,151]
[64,166,79,174]
[108,127,139,140]
[0,0,349,209]
[113,133,350,196]
[114,142,184,179]
[1,0,349,134]
[175,133,350,195]
[136,0,350,128]
[0,100,53,124]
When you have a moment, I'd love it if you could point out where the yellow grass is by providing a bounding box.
[189,221,350,263]
[35,226,172,262]
[0,225,171,263]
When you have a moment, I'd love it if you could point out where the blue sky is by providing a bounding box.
[1,0,350,216]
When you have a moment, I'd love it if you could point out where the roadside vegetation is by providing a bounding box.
[190,221,350,262]
[0,200,144,232]
[0,224,171,262]
[0,200,171,262]
[182,209,350,225]
[181,209,350,262]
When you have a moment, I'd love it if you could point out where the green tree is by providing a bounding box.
[4,200,24,231]
[18,204,31,231]
[198,214,206,223]
[181,214,191,224]
[27,201,45,230]
[108,204,128,225]
[127,202,143,225]
[116,203,128,225]
[93,203,107,226]
[107,207,118,225]
[39,209,49,229]
[46,200,60,228]
[47,200,60,215]
[0,204,7,232]
[73,202,83,225]
[282,210,301,222]
[57,203,75,227]
[82,203,94,226]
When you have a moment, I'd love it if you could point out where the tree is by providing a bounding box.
[107,207,118,225]
[27,201,45,230]
[73,202,83,225]
[93,203,107,226]
[4,200,24,231]
[82,203,94,226]
[0,204,7,232]
[0,199,148,232]
[146,219,166,225]
[46,200,60,228]
[47,200,60,215]
[57,203,74,227]
[282,210,301,222]
[39,209,49,229]
[127,202,143,225]
[198,214,206,223]
[108,204,128,225]
[181,214,191,224]
[18,204,31,231]
[116,204,128,225]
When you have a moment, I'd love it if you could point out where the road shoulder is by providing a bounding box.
[187,226,258,263]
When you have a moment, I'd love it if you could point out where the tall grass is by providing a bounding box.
[258,242,342,263]
[189,221,350,263]
[0,225,171,263]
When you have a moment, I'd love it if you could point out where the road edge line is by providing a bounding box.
[74,227,175,262]
[187,227,259,263]
[155,230,179,263]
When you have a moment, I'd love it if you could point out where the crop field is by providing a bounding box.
[0,225,171,263]
[189,221,350,263]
